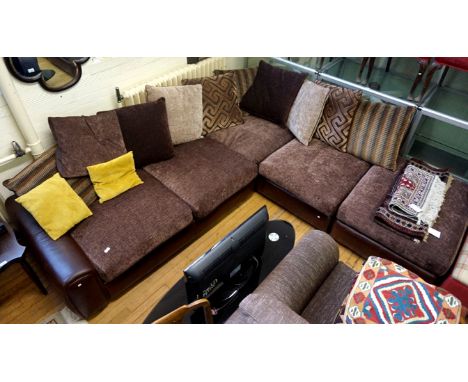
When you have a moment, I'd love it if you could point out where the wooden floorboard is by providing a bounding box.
[0,191,466,324]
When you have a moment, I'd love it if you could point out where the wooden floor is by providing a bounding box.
[0,191,466,324]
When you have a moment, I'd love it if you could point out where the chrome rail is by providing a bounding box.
[272,57,468,131]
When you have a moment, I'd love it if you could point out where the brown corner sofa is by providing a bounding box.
[5,83,468,320]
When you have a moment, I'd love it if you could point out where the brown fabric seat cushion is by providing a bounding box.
[206,115,294,164]
[336,163,468,279]
[144,139,257,219]
[259,139,370,216]
[71,171,193,282]
[300,262,357,324]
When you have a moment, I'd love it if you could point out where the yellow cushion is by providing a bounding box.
[15,173,93,240]
[87,151,143,203]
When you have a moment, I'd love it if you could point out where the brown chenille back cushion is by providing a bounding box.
[240,60,307,127]
[115,98,174,168]
[49,111,127,178]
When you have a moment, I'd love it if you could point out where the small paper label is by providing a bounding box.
[428,227,441,238]
[27,67,35,73]
[409,204,422,213]
[104,247,111,253]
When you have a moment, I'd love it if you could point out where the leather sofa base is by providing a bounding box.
[256,176,331,232]
[331,219,448,285]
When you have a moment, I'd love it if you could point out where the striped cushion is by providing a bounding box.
[452,237,468,285]
[314,82,362,152]
[347,101,416,170]
[182,72,243,135]
[3,146,98,206]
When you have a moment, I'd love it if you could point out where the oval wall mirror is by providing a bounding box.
[4,57,89,92]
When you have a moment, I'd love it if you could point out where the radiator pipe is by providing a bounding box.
[0,59,44,158]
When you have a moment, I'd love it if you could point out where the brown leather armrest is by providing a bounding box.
[5,196,110,318]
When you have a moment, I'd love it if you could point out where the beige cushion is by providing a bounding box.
[145,84,203,145]
[287,80,330,145]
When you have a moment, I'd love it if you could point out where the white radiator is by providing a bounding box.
[120,57,227,107]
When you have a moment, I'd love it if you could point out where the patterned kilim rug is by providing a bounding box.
[375,159,452,241]
[344,257,461,324]
[42,307,88,324]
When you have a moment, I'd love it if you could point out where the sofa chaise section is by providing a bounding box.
[206,115,294,164]
[70,171,194,283]
[258,139,370,231]
[144,138,258,219]
[332,163,468,284]
[226,230,356,324]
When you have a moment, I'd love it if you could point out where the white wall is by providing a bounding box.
[0,57,246,218]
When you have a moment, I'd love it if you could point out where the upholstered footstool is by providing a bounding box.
[442,237,468,319]
[342,256,462,324]
[332,162,468,284]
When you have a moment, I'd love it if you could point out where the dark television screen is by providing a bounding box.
[184,206,269,322]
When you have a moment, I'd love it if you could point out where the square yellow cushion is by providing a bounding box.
[87,151,143,203]
[15,173,93,240]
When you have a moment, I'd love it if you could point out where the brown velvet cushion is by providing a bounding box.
[347,101,416,170]
[314,81,362,152]
[182,73,243,135]
[213,67,258,116]
[207,115,293,164]
[114,98,174,168]
[144,139,257,219]
[300,262,357,324]
[49,111,126,177]
[259,139,370,216]
[337,163,468,279]
[240,60,307,127]
[71,170,193,282]
[3,146,98,206]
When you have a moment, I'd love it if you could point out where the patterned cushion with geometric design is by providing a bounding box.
[344,256,461,324]
[182,72,244,135]
[314,81,362,152]
[3,146,98,206]
[214,67,257,117]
